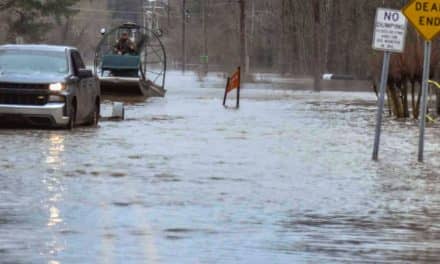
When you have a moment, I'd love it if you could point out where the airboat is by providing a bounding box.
[94,22,167,97]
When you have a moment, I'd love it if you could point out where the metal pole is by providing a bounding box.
[239,0,246,71]
[143,0,146,29]
[202,0,208,75]
[182,0,187,73]
[153,0,157,31]
[223,78,230,106]
[372,51,391,161]
[237,67,241,108]
[418,41,432,163]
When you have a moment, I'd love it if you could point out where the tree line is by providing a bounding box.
[0,0,114,60]
[0,0,436,83]
[161,0,412,80]
[0,0,79,42]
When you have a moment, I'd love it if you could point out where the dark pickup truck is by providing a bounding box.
[0,44,100,129]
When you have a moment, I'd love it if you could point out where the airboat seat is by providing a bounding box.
[101,55,140,71]
[101,55,140,78]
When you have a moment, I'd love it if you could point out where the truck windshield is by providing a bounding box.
[0,49,68,75]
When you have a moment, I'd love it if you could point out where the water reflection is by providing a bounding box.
[48,206,62,227]
[45,133,65,168]
[43,132,65,228]
[43,132,66,261]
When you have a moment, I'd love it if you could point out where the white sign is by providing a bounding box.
[372,8,407,53]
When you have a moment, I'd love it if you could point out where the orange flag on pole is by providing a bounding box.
[226,68,240,93]
[223,67,241,108]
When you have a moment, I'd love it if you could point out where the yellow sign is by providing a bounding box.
[402,0,440,40]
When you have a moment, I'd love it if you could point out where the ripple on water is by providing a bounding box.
[124,115,185,122]
[58,229,80,235]
[75,169,87,175]
[153,173,181,183]
[207,176,246,183]
[130,229,151,237]
[90,171,100,176]
[128,155,143,160]
[273,211,440,262]
[163,228,218,240]
[2,163,14,169]
[110,172,127,178]
[112,200,145,207]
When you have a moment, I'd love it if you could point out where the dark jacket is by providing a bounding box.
[114,39,135,55]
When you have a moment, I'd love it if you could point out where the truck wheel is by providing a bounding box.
[89,101,100,126]
[68,102,76,130]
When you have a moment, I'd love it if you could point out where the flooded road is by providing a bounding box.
[2,72,440,263]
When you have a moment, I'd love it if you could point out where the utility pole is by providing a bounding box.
[239,0,247,75]
[167,0,170,27]
[182,0,187,73]
[249,0,255,74]
[281,0,286,74]
[251,0,255,36]
[152,0,157,32]
[143,0,146,29]
[202,0,208,74]
[312,0,322,92]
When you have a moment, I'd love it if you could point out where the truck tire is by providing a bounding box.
[68,101,76,130]
[87,100,100,126]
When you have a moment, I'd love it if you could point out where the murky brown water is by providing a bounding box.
[1,72,440,263]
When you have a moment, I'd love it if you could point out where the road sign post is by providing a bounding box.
[418,41,432,162]
[402,0,440,162]
[373,52,391,161]
[372,8,407,161]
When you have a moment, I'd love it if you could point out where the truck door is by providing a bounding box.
[71,51,91,123]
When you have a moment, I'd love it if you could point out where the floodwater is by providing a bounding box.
[2,72,440,263]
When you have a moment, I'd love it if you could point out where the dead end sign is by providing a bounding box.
[373,8,407,53]
[402,0,440,162]
[403,0,440,41]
